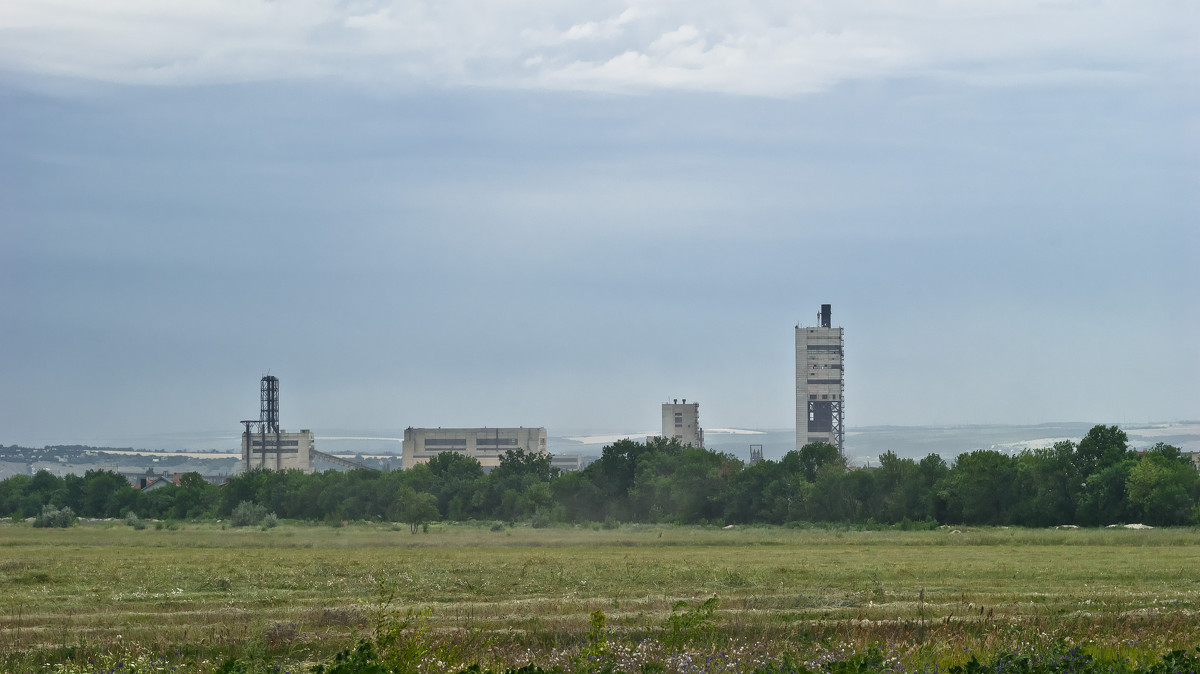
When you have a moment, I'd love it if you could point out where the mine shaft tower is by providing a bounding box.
[241,375,283,470]
[796,303,844,454]
[238,375,361,472]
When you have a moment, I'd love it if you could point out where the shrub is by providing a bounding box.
[230,501,269,527]
[662,596,719,648]
[33,504,75,528]
[262,512,279,529]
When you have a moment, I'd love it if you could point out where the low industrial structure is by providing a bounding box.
[550,454,586,472]
[242,428,316,472]
[401,427,548,470]
[239,375,363,473]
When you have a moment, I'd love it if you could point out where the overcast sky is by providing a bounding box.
[2,0,1198,447]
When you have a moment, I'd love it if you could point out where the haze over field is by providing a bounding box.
[2,1,1197,447]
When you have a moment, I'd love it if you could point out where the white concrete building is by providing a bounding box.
[241,429,315,473]
[796,304,844,454]
[401,427,547,470]
[661,400,704,449]
[550,454,588,472]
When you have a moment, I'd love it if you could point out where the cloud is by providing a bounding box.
[0,1,1194,94]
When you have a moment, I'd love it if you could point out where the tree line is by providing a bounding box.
[0,425,1196,527]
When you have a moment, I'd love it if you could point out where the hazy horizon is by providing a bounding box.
[8,421,1199,471]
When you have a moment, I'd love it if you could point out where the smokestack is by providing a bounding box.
[820,304,832,328]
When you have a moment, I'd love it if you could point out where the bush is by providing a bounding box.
[33,504,75,528]
[262,512,279,529]
[124,511,147,530]
[229,501,269,527]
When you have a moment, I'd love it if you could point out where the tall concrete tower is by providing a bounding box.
[662,399,704,449]
[796,304,844,454]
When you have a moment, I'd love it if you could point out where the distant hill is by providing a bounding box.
[6,422,1196,472]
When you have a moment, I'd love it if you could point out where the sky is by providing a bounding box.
[1,1,1198,448]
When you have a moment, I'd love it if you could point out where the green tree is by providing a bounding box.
[661,447,738,524]
[423,451,484,519]
[875,452,921,523]
[793,442,842,482]
[1075,425,1131,479]
[170,472,219,519]
[581,438,675,521]
[394,487,439,533]
[1076,460,1136,525]
[1012,442,1076,527]
[25,470,63,513]
[550,470,604,523]
[724,458,789,524]
[804,460,855,521]
[219,468,274,516]
[479,448,558,520]
[1070,425,1136,525]
[80,469,135,518]
[0,474,33,517]
[1126,443,1200,526]
[943,450,1018,525]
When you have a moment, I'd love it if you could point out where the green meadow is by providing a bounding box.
[1,522,1198,672]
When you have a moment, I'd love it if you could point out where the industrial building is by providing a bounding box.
[401,427,548,470]
[242,428,316,472]
[239,375,360,473]
[550,454,587,472]
[661,399,704,449]
[796,304,844,454]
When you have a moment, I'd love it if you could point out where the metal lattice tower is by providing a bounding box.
[260,376,280,434]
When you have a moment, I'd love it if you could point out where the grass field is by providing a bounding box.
[1,522,1198,672]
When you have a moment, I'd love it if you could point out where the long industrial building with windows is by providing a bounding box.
[796,303,845,454]
[401,427,548,470]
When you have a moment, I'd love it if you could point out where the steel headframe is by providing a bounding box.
[260,376,280,434]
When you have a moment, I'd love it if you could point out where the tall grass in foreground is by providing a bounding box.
[0,521,1197,672]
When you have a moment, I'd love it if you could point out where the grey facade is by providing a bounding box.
[661,400,704,449]
[241,429,315,473]
[796,304,844,454]
[401,427,548,470]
